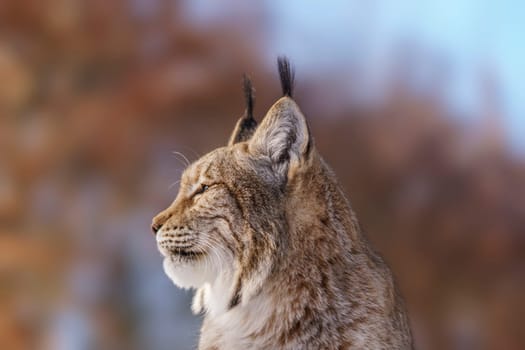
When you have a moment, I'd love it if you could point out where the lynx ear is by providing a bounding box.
[248,97,311,176]
[228,75,257,146]
[248,58,311,178]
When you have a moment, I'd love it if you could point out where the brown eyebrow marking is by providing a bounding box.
[203,163,213,179]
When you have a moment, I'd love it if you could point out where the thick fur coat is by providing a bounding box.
[152,58,413,349]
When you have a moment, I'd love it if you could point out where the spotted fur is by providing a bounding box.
[152,58,413,349]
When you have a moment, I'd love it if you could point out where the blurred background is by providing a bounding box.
[1,0,524,349]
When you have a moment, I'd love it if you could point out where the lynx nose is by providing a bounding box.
[151,223,161,235]
[152,210,173,236]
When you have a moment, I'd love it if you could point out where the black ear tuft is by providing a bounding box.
[242,74,255,121]
[236,74,257,140]
[277,56,295,97]
[228,74,258,145]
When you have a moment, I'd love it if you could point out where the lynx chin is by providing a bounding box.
[152,58,413,349]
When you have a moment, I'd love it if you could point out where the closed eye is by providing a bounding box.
[193,184,210,197]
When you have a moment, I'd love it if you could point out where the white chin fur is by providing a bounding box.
[162,257,212,289]
[163,251,236,317]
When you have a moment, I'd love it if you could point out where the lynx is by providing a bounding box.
[151,58,413,349]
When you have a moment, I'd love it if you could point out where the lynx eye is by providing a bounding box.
[193,184,209,197]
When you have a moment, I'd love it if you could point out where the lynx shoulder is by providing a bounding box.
[152,58,413,349]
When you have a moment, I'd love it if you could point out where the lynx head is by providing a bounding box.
[152,57,313,313]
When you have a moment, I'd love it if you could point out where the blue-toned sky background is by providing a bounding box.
[187,0,524,151]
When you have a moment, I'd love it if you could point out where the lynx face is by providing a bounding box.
[151,83,308,311]
[152,144,278,291]
[153,149,238,289]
